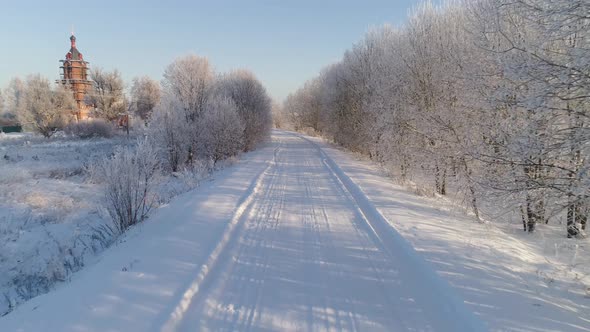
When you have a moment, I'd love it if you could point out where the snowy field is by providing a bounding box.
[0,130,587,331]
[0,132,211,316]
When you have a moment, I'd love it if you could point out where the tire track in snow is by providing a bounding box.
[300,156,334,331]
[302,156,359,332]
[241,170,285,332]
[293,132,488,332]
[188,136,287,331]
[158,138,283,332]
[225,147,286,331]
[204,162,283,330]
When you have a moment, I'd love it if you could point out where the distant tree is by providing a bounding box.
[283,75,324,134]
[89,68,128,121]
[17,74,76,137]
[214,70,272,151]
[3,77,26,121]
[271,100,285,129]
[0,89,5,121]
[130,76,161,123]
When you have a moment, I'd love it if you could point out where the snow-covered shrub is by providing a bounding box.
[156,158,213,204]
[198,96,244,163]
[91,139,160,233]
[64,119,114,139]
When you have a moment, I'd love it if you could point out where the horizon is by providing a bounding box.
[0,0,421,102]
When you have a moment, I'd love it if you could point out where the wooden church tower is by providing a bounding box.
[58,33,93,121]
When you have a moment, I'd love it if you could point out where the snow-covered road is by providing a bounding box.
[0,131,485,331]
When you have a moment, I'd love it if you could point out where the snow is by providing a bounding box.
[0,130,588,331]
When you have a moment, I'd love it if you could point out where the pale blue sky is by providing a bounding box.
[0,0,420,101]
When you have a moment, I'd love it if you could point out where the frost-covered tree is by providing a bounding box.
[162,54,213,121]
[0,89,4,117]
[17,75,76,137]
[130,76,161,123]
[160,55,214,164]
[466,0,590,235]
[89,68,128,121]
[214,70,272,151]
[199,96,244,163]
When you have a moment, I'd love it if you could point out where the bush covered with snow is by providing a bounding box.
[214,70,272,152]
[64,119,114,139]
[199,96,244,163]
[148,96,192,172]
[90,139,160,233]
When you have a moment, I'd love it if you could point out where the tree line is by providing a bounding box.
[282,0,590,238]
[0,54,273,233]
[0,69,162,136]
